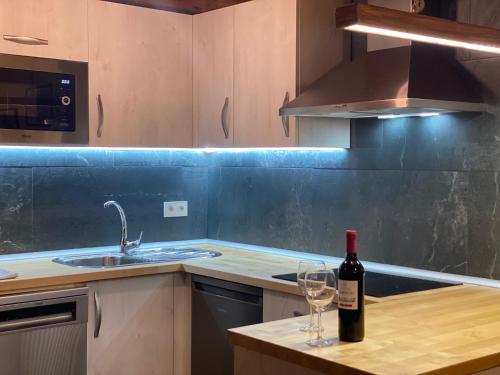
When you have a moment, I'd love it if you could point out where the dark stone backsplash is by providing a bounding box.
[2,110,500,280]
[208,112,500,280]
[0,149,208,253]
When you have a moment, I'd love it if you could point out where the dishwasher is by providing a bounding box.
[191,275,263,375]
[0,287,88,375]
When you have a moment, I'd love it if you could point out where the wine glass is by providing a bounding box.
[304,269,336,347]
[297,260,326,332]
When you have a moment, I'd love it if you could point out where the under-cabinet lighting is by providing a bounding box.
[0,145,347,152]
[345,24,500,55]
[337,4,500,55]
[378,113,441,120]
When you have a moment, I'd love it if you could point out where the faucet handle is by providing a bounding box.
[126,231,143,251]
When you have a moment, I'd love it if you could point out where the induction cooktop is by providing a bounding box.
[272,270,461,298]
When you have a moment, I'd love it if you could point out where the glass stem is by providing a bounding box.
[317,310,322,341]
[309,305,314,327]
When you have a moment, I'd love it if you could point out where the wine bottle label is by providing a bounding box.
[338,280,358,310]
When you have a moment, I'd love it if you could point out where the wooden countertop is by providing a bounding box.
[0,243,338,296]
[229,284,500,375]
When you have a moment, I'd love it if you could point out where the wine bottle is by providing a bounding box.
[338,229,365,342]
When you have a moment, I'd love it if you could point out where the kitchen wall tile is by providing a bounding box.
[208,167,313,250]
[0,148,114,168]
[0,168,33,254]
[112,149,207,167]
[32,166,207,251]
[467,171,500,279]
[310,169,468,274]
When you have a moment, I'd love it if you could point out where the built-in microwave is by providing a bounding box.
[0,54,88,145]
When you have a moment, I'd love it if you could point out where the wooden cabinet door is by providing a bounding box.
[234,0,297,147]
[87,275,174,375]
[88,0,193,147]
[193,7,235,147]
[0,0,88,62]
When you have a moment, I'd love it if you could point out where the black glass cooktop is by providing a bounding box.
[272,270,461,298]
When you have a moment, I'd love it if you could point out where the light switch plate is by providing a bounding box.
[163,201,188,218]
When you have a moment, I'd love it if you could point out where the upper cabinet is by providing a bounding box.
[0,0,88,62]
[233,0,297,147]
[193,7,235,147]
[88,0,193,147]
[194,0,350,148]
[0,0,349,148]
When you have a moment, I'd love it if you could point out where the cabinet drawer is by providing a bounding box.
[263,289,338,322]
[0,0,88,62]
[263,289,310,322]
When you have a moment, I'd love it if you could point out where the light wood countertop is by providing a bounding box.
[3,242,500,374]
[229,284,500,375]
[0,243,337,296]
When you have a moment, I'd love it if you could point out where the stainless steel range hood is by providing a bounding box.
[280,43,489,118]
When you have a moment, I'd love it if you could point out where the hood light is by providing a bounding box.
[378,113,441,120]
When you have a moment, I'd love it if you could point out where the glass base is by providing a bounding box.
[306,337,334,347]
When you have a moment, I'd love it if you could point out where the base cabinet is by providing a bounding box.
[263,289,310,322]
[87,275,174,375]
[263,289,337,322]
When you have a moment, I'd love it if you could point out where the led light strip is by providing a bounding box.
[0,145,347,152]
[378,112,441,120]
[346,24,500,55]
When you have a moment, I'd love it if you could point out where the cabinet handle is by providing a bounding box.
[96,94,104,138]
[281,92,290,138]
[93,291,102,338]
[3,35,48,45]
[221,97,230,139]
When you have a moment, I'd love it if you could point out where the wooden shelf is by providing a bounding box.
[103,0,251,14]
[336,3,500,54]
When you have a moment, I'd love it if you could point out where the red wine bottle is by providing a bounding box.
[338,229,365,342]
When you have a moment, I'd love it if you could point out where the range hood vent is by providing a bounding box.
[280,43,489,119]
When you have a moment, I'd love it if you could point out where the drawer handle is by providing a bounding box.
[0,312,72,333]
[221,97,230,139]
[281,92,290,138]
[3,35,48,45]
[293,311,304,317]
[94,291,102,338]
[96,94,104,138]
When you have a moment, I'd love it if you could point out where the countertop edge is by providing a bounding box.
[228,329,372,375]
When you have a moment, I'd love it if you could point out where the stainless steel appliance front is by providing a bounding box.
[0,54,89,145]
[0,287,88,375]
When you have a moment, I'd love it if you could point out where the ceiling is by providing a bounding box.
[104,0,252,14]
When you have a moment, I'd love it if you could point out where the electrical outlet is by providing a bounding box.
[163,201,188,218]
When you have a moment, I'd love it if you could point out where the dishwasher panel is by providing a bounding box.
[0,287,88,375]
[192,275,263,375]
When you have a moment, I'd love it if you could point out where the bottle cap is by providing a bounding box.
[346,230,357,254]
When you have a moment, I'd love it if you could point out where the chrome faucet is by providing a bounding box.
[104,201,142,255]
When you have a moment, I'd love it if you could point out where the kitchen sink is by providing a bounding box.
[53,247,222,268]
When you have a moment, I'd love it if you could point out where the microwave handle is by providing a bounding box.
[3,35,48,46]
[96,94,104,138]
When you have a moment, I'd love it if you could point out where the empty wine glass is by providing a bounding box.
[297,260,326,332]
[304,269,336,347]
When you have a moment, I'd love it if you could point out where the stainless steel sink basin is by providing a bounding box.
[135,247,222,262]
[53,247,222,268]
[53,254,150,268]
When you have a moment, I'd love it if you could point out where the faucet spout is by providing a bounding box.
[104,201,142,254]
